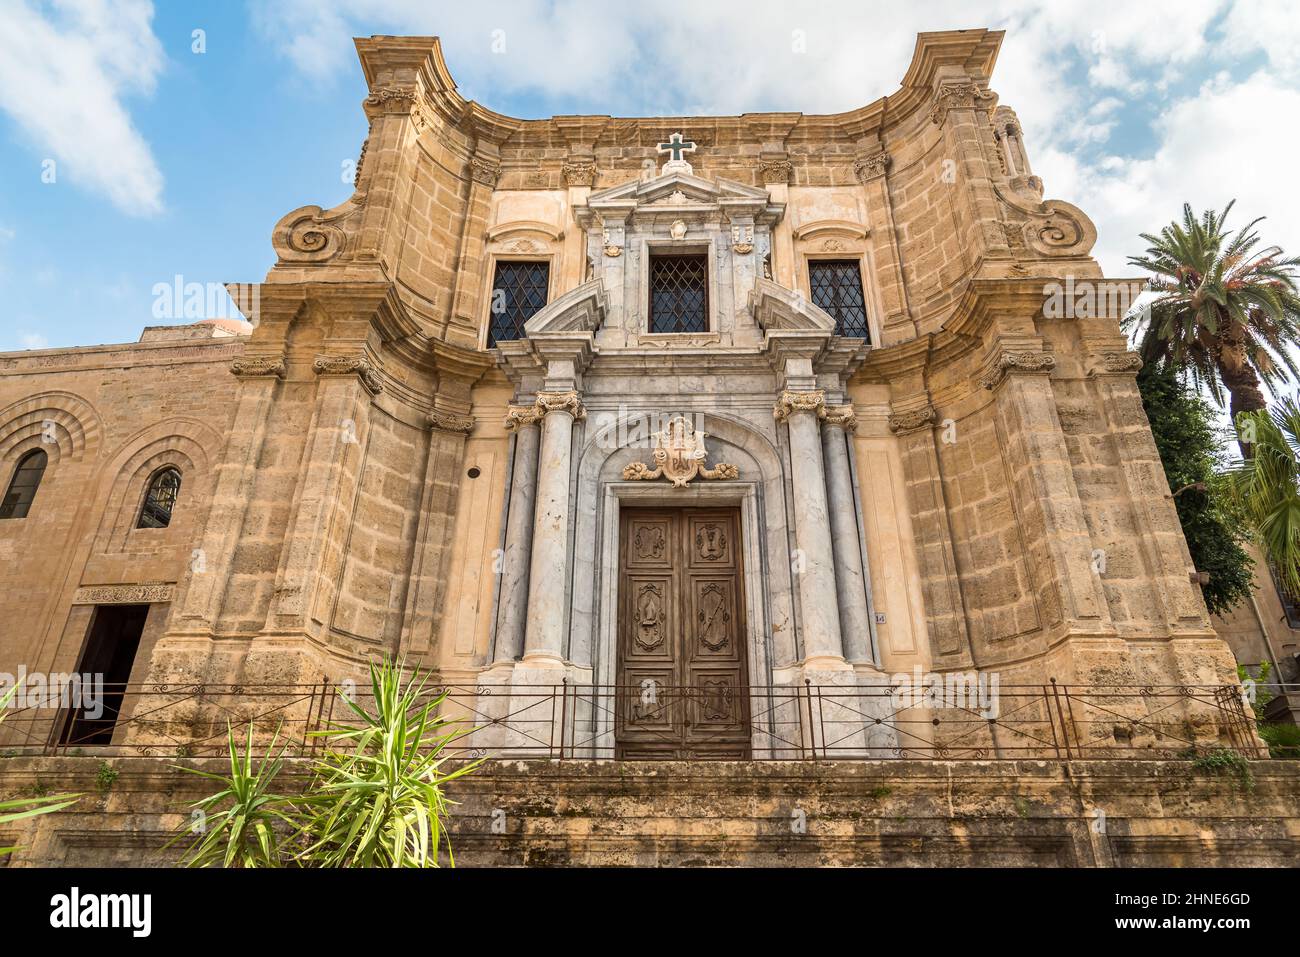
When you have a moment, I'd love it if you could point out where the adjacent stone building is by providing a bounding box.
[0,29,1258,766]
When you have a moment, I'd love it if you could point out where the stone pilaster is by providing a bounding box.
[774,389,847,667]
[265,353,382,635]
[888,401,973,664]
[400,408,476,659]
[980,346,1109,632]
[820,405,875,665]
[446,153,500,342]
[492,404,544,664]
[521,390,585,665]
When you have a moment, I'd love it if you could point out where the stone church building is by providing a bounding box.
[6,29,1297,865]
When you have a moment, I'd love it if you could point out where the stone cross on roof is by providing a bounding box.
[656,132,696,175]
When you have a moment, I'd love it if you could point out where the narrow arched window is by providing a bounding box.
[137,467,181,529]
[0,450,48,519]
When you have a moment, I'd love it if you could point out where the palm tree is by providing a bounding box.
[1125,201,1300,456]
[1229,398,1300,596]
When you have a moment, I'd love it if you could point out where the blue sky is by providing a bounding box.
[1,0,1299,353]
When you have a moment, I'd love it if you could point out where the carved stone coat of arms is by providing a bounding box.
[622,415,738,488]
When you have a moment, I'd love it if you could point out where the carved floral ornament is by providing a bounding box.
[622,415,739,488]
[535,390,586,420]
[503,403,545,431]
[773,389,826,423]
[978,351,1057,391]
[313,354,384,395]
[823,405,858,431]
[230,355,286,379]
[73,583,174,605]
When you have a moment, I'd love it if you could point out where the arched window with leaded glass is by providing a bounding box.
[137,467,181,529]
[0,449,48,519]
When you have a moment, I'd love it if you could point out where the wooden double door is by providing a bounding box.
[616,507,751,759]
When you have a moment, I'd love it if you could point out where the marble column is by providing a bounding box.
[775,389,847,667]
[521,390,584,665]
[821,405,874,665]
[492,404,543,664]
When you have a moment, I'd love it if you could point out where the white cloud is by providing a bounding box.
[18,332,50,350]
[0,0,165,216]
[254,0,1300,279]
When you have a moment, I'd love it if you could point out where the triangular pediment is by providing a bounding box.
[585,171,777,216]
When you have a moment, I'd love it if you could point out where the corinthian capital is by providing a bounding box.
[978,352,1056,391]
[427,409,476,435]
[312,354,383,395]
[853,150,891,183]
[773,389,826,423]
[503,403,545,431]
[534,390,586,421]
[230,355,286,379]
[929,79,998,125]
[823,405,858,431]
[887,405,936,435]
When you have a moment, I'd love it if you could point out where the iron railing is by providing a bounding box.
[0,679,1278,762]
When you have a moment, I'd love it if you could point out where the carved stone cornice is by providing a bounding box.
[534,390,586,421]
[427,409,476,434]
[230,355,286,379]
[313,354,383,395]
[929,79,998,125]
[562,161,597,187]
[470,158,500,188]
[503,404,545,431]
[853,150,891,183]
[888,405,937,435]
[1087,351,1144,377]
[759,159,792,185]
[979,352,1056,391]
[823,405,858,432]
[773,389,826,423]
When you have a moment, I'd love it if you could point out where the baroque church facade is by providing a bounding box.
[0,30,1247,764]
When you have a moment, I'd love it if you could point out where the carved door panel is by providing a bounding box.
[617,508,750,759]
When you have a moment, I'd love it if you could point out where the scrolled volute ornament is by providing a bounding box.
[773,389,826,423]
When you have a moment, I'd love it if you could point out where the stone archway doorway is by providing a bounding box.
[615,506,751,759]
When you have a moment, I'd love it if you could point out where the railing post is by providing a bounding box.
[804,678,818,761]
[557,678,568,760]
[1049,678,1073,759]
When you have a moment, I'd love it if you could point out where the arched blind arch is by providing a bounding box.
[137,467,182,529]
[1,449,48,520]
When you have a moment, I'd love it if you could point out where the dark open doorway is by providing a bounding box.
[59,604,148,746]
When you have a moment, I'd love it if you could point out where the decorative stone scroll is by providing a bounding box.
[427,409,475,435]
[979,352,1057,391]
[929,80,998,125]
[364,87,418,112]
[773,389,826,423]
[73,583,174,605]
[230,355,286,379]
[887,405,936,435]
[313,354,383,395]
[853,150,891,183]
[622,415,738,488]
[534,390,586,421]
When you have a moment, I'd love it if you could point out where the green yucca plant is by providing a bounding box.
[0,682,81,856]
[169,722,297,868]
[292,659,481,868]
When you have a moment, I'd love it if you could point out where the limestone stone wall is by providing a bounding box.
[0,328,242,701]
[2,756,1297,867]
